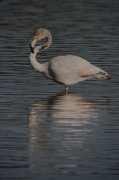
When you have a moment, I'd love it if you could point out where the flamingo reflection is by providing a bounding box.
[28,93,107,173]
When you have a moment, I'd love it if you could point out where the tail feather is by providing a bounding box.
[103,73,112,80]
[91,65,112,80]
[96,72,112,80]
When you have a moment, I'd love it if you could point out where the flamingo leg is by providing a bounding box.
[65,86,68,93]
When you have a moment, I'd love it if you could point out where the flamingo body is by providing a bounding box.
[47,55,108,86]
[29,28,111,93]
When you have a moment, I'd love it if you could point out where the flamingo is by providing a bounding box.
[29,28,112,93]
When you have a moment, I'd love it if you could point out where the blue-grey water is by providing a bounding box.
[0,0,119,180]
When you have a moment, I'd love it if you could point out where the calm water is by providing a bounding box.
[0,0,119,179]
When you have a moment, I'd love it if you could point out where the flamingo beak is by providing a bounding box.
[30,35,37,49]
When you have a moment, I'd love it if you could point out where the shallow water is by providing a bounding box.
[0,0,119,180]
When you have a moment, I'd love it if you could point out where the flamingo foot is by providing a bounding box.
[65,86,68,93]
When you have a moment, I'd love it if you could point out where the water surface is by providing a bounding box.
[0,0,119,180]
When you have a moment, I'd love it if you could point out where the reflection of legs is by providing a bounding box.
[65,86,68,93]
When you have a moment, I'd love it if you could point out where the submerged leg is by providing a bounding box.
[65,86,68,93]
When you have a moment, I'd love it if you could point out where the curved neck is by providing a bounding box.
[29,29,52,72]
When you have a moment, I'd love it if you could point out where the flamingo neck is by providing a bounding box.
[29,52,44,73]
[29,29,52,75]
